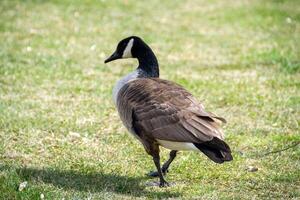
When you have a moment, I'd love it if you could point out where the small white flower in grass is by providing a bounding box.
[18,181,28,191]
[26,46,32,52]
[69,131,81,138]
[99,52,105,59]
[86,194,93,200]
[247,166,258,172]
[90,44,96,51]
[286,17,292,24]
[40,193,45,199]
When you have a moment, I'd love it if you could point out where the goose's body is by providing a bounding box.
[105,36,232,187]
[113,71,202,151]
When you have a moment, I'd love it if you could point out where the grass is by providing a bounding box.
[0,0,299,199]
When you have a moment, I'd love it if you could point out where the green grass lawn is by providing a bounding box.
[0,0,299,199]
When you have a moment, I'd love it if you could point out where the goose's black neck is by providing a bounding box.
[134,44,159,78]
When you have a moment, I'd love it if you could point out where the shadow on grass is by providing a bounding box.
[0,164,180,198]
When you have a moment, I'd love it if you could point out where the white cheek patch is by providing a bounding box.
[122,38,134,58]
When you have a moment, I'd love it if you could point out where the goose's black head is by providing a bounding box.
[104,36,159,77]
[104,36,136,63]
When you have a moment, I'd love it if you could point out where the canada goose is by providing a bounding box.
[104,36,233,187]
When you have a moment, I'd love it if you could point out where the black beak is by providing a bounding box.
[104,51,121,63]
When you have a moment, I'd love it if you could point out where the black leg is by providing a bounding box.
[162,150,177,173]
[152,154,169,187]
[149,150,177,177]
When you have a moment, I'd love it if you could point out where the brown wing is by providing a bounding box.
[116,78,226,143]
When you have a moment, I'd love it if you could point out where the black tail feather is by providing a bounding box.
[194,137,233,164]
